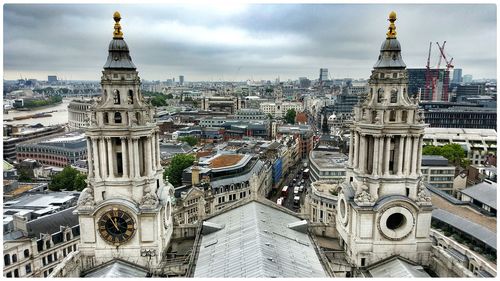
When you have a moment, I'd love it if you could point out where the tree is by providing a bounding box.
[163,154,195,187]
[49,166,87,191]
[165,93,174,99]
[267,113,274,120]
[150,95,167,107]
[423,143,469,168]
[178,136,198,146]
[284,109,296,124]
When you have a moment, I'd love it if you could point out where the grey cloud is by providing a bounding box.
[3,4,496,81]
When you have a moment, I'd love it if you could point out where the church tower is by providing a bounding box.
[336,12,433,268]
[76,12,173,270]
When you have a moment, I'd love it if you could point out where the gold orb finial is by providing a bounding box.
[386,11,397,39]
[113,11,123,39]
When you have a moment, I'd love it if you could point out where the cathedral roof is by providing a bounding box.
[103,11,136,70]
[373,12,406,69]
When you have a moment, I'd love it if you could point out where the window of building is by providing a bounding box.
[73,245,77,251]
[24,250,29,259]
[113,90,120,104]
[54,252,57,261]
[66,233,71,242]
[6,272,12,278]
[361,258,366,267]
[402,110,407,122]
[4,254,10,266]
[377,88,384,103]
[389,110,396,122]
[128,90,134,104]
[45,241,50,250]
[47,255,53,263]
[390,89,398,103]
[104,112,109,124]
[114,112,122,124]
[42,257,46,266]
[13,269,18,278]
[25,264,32,274]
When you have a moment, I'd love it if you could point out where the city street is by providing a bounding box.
[268,165,310,213]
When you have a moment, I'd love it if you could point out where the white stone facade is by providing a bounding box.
[68,99,94,131]
[260,101,303,118]
[75,14,173,272]
[336,13,432,268]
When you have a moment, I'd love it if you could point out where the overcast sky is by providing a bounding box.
[3,4,497,81]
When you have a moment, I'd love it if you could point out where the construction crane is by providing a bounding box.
[436,41,454,102]
[424,42,433,100]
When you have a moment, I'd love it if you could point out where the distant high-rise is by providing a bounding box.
[299,77,311,88]
[179,75,184,85]
[48,75,57,83]
[452,68,462,83]
[463,74,473,83]
[407,68,448,101]
[319,68,329,82]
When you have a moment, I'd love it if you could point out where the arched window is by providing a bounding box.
[377,88,384,103]
[113,90,120,104]
[24,249,29,258]
[66,233,71,241]
[104,112,109,124]
[114,112,122,124]
[12,254,17,263]
[4,254,11,266]
[128,90,134,104]
[391,89,398,103]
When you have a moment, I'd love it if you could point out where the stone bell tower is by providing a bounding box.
[336,11,433,268]
[75,12,173,271]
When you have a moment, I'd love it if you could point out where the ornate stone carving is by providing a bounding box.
[417,180,432,204]
[354,179,374,205]
[141,186,159,207]
[77,187,95,207]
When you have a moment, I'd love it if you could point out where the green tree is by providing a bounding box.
[163,154,195,187]
[165,93,174,99]
[18,170,32,182]
[267,113,274,120]
[423,143,469,168]
[49,166,87,191]
[151,95,167,107]
[178,136,198,146]
[284,109,296,124]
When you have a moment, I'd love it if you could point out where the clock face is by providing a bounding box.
[97,208,136,246]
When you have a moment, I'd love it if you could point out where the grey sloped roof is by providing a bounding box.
[368,257,430,277]
[84,259,148,277]
[461,182,497,209]
[27,207,78,237]
[210,160,264,189]
[193,201,328,278]
[432,209,497,250]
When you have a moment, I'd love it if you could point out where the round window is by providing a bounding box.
[386,213,406,230]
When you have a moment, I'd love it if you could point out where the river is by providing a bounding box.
[4,99,71,127]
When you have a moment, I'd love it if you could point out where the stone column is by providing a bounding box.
[151,133,157,172]
[99,137,107,179]
[378,136,384,174]
[397,136,404,175]
[359,134,367,174]
[372,136,380,176]
[133,137,141,178]
[145,136,152,176]
[156,132,161,168]
[91,137,100,180]
[106,137,114,179]
[416,136,423,175]
[348,131,354,167]
[128,137,135,178]
[384,137,391,176]
[86,137,94,178]
[121,137,128,178]
[353,132,359,169]
[411,135,419,175]
[403,135,412,175]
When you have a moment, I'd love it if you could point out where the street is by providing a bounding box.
[268,164,310,213]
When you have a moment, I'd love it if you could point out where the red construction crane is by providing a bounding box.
[436,41,454,102]
[424,42,433,100]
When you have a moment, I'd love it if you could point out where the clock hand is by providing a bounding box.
[111,218,120,231]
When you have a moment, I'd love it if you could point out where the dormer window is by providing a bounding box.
[377,88,384,103]
[390,89,398,103]
[113,90,120,104]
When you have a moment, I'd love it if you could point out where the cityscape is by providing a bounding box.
[2,3,497,278]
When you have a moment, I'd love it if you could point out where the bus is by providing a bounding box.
[281,186,289,197]
[303,168,310,179]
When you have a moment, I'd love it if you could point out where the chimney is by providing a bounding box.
[191,161,200,185]
[13,214,28,235]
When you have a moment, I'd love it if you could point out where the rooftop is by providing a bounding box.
[309,151,348,169]
[208,154,244,168]
[421,155,452,167]
[193,200,328,277]
[460,182,497,209]
[4,192,78,210]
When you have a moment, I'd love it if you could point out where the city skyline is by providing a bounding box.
[3,4,497,81]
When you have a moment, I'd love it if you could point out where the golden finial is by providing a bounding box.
[113,11,123,39]
[386,11,397,39]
